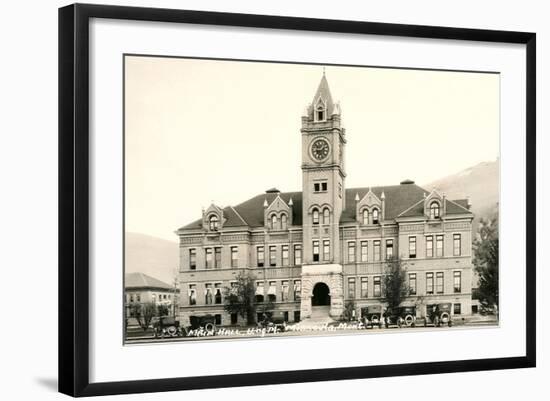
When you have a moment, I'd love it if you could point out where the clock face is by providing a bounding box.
[311,139,330,161]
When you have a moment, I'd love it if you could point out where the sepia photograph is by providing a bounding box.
[123,55,500,343]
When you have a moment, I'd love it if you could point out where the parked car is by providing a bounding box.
[361,305,384,328]
[189,314,217,333]
[153,316,184,338]
[258,313,287,332]
[384,306,417,328]
[424,303,453,327]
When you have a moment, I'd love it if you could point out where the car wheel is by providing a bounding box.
[404,314,414,326]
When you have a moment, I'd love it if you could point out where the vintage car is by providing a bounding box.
[189,314,217,333]
[361,305,384,328]
[383,306,417,328]
[257,312,287,332]
[153,316,184,338]
[424,303,453,327]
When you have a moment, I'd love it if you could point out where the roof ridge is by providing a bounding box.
[445,198,472,213]
[397,198,425,218]
[229,205,248,226]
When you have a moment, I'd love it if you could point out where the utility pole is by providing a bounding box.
[172,272,179,318]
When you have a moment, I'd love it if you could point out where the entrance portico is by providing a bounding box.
[300,264,344,319]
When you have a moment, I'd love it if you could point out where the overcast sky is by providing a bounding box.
[125,56,499,241]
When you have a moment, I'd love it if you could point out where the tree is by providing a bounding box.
[473,212,499,315]
[131,302,156,332]
[223,271,275,325]
[342,300,357,321]
[381,257,409,312]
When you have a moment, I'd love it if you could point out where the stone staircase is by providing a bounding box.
[298,306,336,328]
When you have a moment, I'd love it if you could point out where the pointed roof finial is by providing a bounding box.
[289,197,294,206]
[355,193,360,202]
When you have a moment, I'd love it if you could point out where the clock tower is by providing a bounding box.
[300,72,346,319]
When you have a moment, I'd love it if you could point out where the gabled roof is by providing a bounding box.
[177,184,473,232]
[125,272,173,290]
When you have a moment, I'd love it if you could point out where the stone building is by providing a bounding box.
[176,73,474,326]
[125,272,178,318]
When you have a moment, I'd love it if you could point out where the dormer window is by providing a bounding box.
[316,106,325,121]
[209,215,219,231]
[312,208,319,225]
[372,208,379,224]
[270,214,278,230]
[315,98,326,122]
[362,209,369,225]
[430,202,440,219]
[281,214,288,230]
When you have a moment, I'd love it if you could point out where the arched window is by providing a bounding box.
[209,215,219,231]
[312,208,319,225]
[323,208,330,225]
[271,214,278,230]
[362,209,369,225]
[372,208,379,224]
[281,214,288,230]
[430,202,440,219]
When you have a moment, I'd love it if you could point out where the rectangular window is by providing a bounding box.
[361,277,368,298]
[294,310,301,322]
[205,248,213,269]
[321,182,328,191]
[313,241,320,262]
[386,239,394,260]
[281,280,289,301]
[231,246,238,268]
[269,246,277,267]
[231,313,238,325]
[137,294,141,302]
[426,236,433,258]
[188,284,196,305]
[348,277,356,299]
[257,246,264,267]
[426,272,434,295]
[214,247,222,268]
[436,272,444,294]
[214,283,222,304]
[361,241,368,262]
[409,273,417,295]
[373,240,381,261]
[215,314,222,325]
[205,283,213,304]
[283,311,289,322]
[189,249,197,270]
[453,234,462,256]
[282,245,289,266]
[373,276,381,297]
[323,240,330,261]
[409,237,416,258]
[314,183,320,192]
[348,241,356,263]
[294,244,302,265]
[436,235,444,257]
[454,303,462,315]
[268,281,277,302]
[294,280,301,300]
[454,271,462,293]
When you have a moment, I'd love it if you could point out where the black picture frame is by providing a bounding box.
[59,3,536,397]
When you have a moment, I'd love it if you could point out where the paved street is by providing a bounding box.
[125,317,498,344]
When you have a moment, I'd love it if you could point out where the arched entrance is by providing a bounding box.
[312,282,331,306]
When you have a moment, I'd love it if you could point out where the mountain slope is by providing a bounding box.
[424,159,499,226]
[124,232,179,284]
